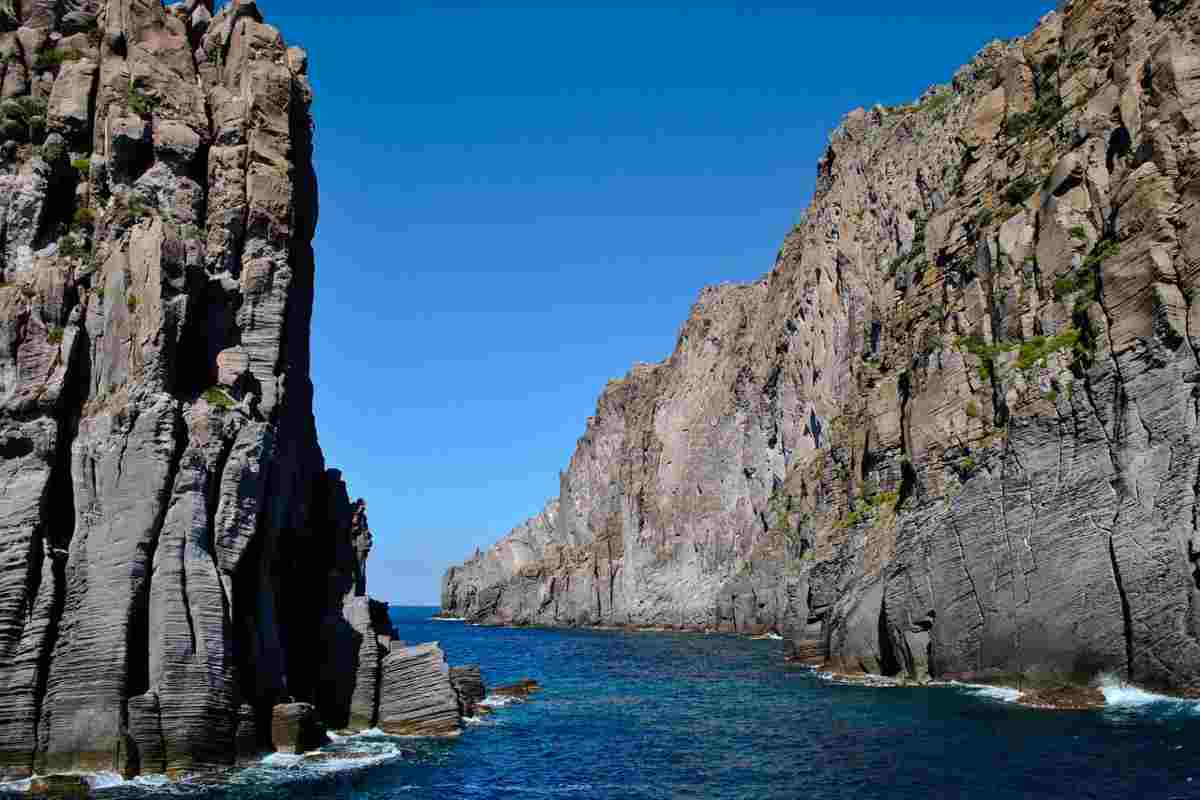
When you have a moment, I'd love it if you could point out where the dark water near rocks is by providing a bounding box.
[8,605,1200,799]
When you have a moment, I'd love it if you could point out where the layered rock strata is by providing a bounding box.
[376,643,463,737]
[445,0,1200,694]
[0,0,462,781]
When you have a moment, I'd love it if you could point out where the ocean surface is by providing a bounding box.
[6,605,1200,799]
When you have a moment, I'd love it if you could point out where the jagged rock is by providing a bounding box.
[45,57,96,143]
[270,703,326,755]
[377,644,462,737]
[0,0,464,782]
[449,665,485,716]
[444,3,1200,697]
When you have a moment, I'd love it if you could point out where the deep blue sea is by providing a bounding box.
[9,605,1200,799]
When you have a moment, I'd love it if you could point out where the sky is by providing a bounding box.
[253,2,1056,604]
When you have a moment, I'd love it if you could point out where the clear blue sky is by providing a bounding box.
[258,2,1055,603]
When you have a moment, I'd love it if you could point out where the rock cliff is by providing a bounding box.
[0,0,464,782]
[444,0,1200,694]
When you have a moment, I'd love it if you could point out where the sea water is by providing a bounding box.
[9,605,1200,799]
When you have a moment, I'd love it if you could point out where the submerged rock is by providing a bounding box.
[443,2,1200,698]
[491,679,541,699]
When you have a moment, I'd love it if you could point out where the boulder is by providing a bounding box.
[377,644,462,737]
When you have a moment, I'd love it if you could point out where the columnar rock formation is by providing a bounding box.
[0,0,462,781]
[445,0,1200,694]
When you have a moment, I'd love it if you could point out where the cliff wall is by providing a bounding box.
[444,0,1200,693]
[0,0,461,781]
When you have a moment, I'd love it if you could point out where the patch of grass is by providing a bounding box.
[1152,0,1193,16]
[919,91,955,122]
[966,400,980,418]
[126,293,139,313]
[1063,48,1088,69]
[1053,238,1119,312]
[1068,225,1089,242]
[203,387,235,411]
[72,206,96,230]
[0,96,48,143]
[1003,92,1068,140]
[46,326,63,345]
[40,139,65,163]
[33,48,81,70]
[1014,328,1083,372]
[71,157,91,178]
[57,234,88,260]
[1003,175,1041,206]
[126,85,161,118]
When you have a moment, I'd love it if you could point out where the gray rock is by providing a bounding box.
[377,644,462,737]
[0,0,464,782]
[444,2,1200,698]
[449,665,485,717]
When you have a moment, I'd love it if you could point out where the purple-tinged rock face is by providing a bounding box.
[444,2,1200,697]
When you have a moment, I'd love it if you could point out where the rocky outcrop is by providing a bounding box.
[377,644,463,737]
[445,0,1200,695]
[449,665,485,717]
[0,0,462,782]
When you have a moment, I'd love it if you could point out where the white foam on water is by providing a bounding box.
[261,752,305,768]
[479,695,520,708]
[1096,674,1200,712]
[431,616,466,622]
[0,777,33,792]
[355,727,389,738]
[87,772,130,789]
[966,685,1022,703]
[464,715,503,727]
[813,670,905,688]
[302,749,404,773]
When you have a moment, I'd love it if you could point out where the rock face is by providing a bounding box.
[0,0,461,781]
[445,1,1200,695]
[449,665,485,717]
[377,644,463,737]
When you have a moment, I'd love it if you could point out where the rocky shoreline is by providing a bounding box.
[0,0,492,784]
[443,0,1200,698]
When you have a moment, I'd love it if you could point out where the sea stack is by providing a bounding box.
[444,1,1200,696]
[0,0,464,781]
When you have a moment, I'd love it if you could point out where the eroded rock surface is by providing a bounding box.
[0,0,460,781]
[377,643,463,737]
[445,1,1200,695]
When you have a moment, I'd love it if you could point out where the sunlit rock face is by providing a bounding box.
[0,0,461,780]
[445,1,1200,694]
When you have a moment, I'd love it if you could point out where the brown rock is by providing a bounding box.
[270,703,326,755]
[491,679,541,699]
[443,2,1200,699]
[1017,686,1106,711]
